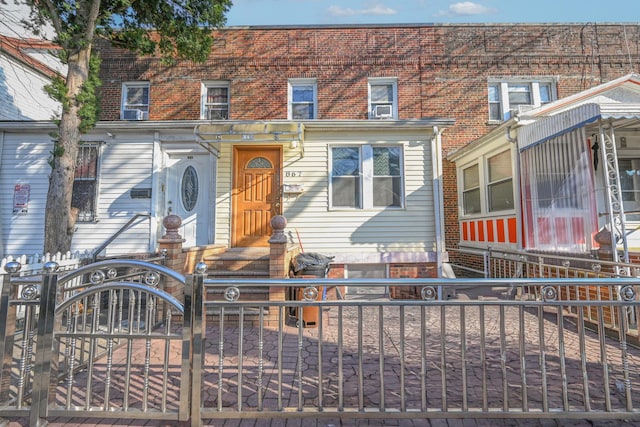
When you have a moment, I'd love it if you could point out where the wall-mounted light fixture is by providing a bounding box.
[290,140,299,149]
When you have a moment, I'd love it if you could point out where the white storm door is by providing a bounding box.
[166,153,212,247]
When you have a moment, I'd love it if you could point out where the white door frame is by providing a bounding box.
[163,147,215,247]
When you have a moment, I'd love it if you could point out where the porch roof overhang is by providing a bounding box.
[518,103,640,152]
[194,119,455,157]
[194,121,304,157]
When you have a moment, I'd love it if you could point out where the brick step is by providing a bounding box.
[202,247,270,276]
[204,259,269,271]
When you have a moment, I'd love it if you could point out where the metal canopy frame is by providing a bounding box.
[194,121,305,158]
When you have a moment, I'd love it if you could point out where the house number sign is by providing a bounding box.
[285,171,302,177]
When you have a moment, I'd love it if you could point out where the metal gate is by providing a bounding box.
[2,260,640,426]
[0,259,191,426]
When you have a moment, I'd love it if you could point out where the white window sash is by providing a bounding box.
[122,83,149,111]
[489,80,556,121]
[201,82,230,120]
[288,79,317,120]
[368,78,398,119]
[330,144,404,210]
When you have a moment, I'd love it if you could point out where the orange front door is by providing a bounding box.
[232,146,282,247]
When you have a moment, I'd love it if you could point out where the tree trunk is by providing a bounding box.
[43,46,91,255]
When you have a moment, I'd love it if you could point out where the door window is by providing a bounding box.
[181,165,199,212]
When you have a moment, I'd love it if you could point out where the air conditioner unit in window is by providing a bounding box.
[373,104,393,119]
[207,108,229,120]
[517,104,535,114]
[122,109,148,120]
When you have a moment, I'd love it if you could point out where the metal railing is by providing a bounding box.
[1,259,640,425]
[191,273,640,425]
[91,212,151,261]
[447,246,640,341]
[447,246,640,280]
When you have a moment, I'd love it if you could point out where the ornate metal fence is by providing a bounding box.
[1,260,640,426]
[0,260,189,427]
[191,273,640,425]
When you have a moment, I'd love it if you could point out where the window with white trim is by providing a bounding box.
[288,79,317,119]
[488,79,555,122]
[72,144,100,222]
[331,145,404,209]
[121,82,149,120]
[619,158,640,220]
[368,78,398,119]
[460,149,514,216]
[487,150,514,212]
[202,81,230,120]
[462,164,481,215]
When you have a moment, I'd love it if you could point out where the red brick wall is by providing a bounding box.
[96,23,640,254]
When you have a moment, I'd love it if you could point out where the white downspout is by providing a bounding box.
[506,125,524,251]
[431,126,445,280]
[149,131,162,253]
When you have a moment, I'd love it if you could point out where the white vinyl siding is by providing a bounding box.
[73,140,155,256]
[214,142,233,247]
[0,132,51,255]
[279,130,434,257]
[0,131,157,257]
[213,130,436,258]
[0,53,61,120]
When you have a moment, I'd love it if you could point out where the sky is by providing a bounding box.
[225,0,640,26]
[2,0,638,39]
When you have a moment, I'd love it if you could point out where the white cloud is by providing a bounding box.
[327,1,397,18]
[436,2,496,17]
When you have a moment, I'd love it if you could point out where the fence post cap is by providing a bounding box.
[44,262,59,272]
[3,261,21,274]
[195,262,208,274]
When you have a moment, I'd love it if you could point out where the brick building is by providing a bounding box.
[2,23,640,279]
[95,23,640,254]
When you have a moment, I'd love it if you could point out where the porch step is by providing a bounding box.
[202,248,272,318]
[206,270,268,278]
[202,247,270,277]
